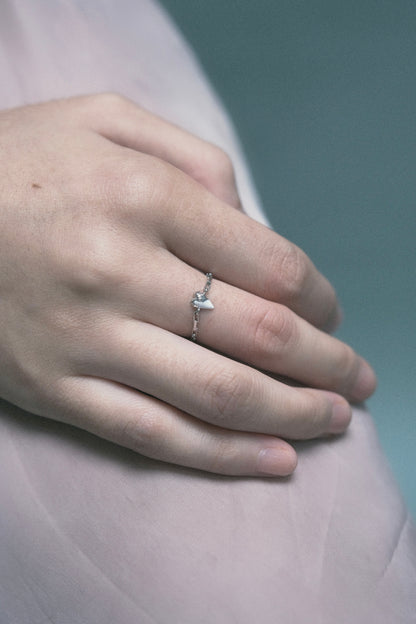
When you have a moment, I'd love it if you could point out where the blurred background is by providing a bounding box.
[161,0,416,517]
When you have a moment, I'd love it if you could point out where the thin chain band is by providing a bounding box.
[190,272,214,341]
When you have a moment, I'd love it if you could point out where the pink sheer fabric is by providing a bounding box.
[0,1,415,622]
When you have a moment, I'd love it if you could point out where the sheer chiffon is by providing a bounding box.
[0,1,415,622]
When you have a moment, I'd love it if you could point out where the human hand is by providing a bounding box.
[0,94,376,476]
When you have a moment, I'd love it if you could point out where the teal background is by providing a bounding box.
[160,0,416,517]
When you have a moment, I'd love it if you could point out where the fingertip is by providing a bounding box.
[256,443,297,477]
[328,396,353,434]
[323,303,344,333]
[351,358,378,403]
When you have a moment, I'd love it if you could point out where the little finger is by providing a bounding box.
[56,375,297,477]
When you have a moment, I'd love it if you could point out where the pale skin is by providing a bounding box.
[0,94,377,477]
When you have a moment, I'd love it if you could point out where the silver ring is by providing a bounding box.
[190,272,214,341]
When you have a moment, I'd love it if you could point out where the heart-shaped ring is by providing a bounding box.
[191,292,215,311]
[190,273,214,341]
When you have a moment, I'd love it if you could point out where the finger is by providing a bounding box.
[113,154,340,330]
[79,93,241,209]
[82,320,352,441]
[105,249,375,402]
[55,375,297,477]
[162,189,339,330]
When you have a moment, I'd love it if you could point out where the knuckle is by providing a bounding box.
[98,91,127,109]
[250,304,296,360]
[105,153,173,214]
[205,145,235,183]
[39,376,85,426]
[192,144,239,207]
[269,242,309,303]
[208,437,240,475]
[280,243,309,301]
[75,255,119,296]
[332,345,360,394]
[74,92,133,132]
[82,91,128,115]
[203,368,249,424]
[321,285,339,330]
[60,228,123,296]
[3,354,58,417]
[118,410,169,455]
[295,392,331,438]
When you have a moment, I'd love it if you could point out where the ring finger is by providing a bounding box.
[109,249,376,403]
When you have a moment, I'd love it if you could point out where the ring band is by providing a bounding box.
[190,272,214,341]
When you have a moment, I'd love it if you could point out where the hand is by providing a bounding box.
[0,94,376,477]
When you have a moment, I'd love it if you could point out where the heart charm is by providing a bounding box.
[191,292,215,310]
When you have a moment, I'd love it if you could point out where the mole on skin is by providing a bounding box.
[31,183,42,189]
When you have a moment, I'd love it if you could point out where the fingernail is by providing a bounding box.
[351,359,377,402]
[328,399,352,434]
[257,446,297,476]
